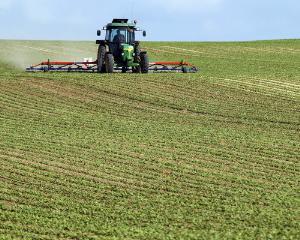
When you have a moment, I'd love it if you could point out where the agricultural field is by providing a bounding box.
[0,39,299,239]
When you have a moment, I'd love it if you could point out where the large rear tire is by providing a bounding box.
[140,53,149,74]
[97,45,106,73]
[105,54,114,73]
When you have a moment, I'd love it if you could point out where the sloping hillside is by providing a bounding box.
[0,40,299,239]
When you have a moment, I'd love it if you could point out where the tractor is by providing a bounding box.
[96,19,148,73]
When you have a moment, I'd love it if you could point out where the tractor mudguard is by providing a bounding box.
[96,40,107,45]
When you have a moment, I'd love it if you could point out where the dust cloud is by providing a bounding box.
[0,40,97,69]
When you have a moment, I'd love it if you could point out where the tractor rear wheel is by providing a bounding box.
[97,45,106,73]
[105,54,114,73]
[140,53,149,74]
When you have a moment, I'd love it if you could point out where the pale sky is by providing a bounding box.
[0,0,299,41]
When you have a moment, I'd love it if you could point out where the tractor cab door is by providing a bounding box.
[106,28,135,59]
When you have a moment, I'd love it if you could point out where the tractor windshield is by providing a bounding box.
[106,28,135,44]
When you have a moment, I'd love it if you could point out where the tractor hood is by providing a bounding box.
[121,44,134,62]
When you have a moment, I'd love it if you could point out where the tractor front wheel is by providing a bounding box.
[105,54,114,73]
[140,53,149,74]
[97,45,106,73]
[132,66,141,73]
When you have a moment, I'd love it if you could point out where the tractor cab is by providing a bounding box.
[98,19,144,44]
[104,26,136,61]
[105,27,135,44]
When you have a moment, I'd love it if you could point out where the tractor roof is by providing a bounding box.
[112,19,128,23]
[106,19,136,28]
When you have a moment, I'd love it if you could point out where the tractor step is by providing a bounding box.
[26,60,198,73]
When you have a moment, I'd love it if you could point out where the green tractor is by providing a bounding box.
[96,19,149,73]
